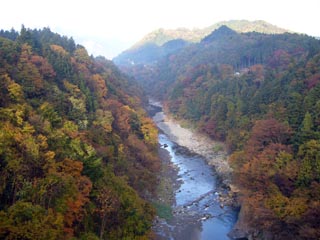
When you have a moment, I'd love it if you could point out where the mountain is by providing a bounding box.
[116,25,320,239]
[113,38,189,65]
[132,27,200,48]
[113,20,289,66]
[118,25,315,99]
[205,19,290,35]
[0,27,160,239]
[201,25,238,43]
[133,20,289,48]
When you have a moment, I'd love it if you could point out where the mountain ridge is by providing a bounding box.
[201,25,238,43]
[113,20,290,65]
[131,19,290,49]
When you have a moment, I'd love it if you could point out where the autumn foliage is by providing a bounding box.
[119,26,320,239]
[0,27,160,239]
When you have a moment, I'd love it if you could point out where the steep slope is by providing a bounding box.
[118,25,320,239]
[0,27,160,239]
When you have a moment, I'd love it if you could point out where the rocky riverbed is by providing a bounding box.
[149,101,238,240]
[152,105,233,187]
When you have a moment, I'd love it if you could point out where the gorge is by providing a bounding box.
[116,20,320,239]
[0,19,319,240]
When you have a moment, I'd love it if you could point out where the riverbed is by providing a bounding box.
[149,101,238,240]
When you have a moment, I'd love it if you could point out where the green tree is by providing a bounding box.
[301,111,313,132]
[297,140,320,186]
[0,201,64,239]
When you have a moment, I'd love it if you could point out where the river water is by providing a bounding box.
[149,102,237,240]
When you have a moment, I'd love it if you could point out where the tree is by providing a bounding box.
[297,140,320,186]
[30,55,56,80]
[95,186,119,239]
[90,74,108,105]
[246,118,292,157]
[93,109,114,133]
[16,44,44,96]
[0,202,64,239]
[299,111,315,141]
[0,27,160,239]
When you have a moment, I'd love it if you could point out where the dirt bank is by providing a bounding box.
[153,111,233,187]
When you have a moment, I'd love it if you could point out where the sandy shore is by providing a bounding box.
[153,111,232,187]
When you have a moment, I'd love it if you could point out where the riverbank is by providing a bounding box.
[153,132,237,240]
[149,101,238,239]
[153,110,233,188]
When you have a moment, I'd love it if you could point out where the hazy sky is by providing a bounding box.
[1,0,319,59]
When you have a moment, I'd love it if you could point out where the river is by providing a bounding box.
[149,101,238,240]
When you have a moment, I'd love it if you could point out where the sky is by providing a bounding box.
[1,0,319,59]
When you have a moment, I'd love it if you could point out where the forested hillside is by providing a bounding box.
[113,20,289,66]
[0,27,160,239]
[116,25,320,239]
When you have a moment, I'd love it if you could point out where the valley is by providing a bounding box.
[149,102,237,240]
[0,19,319,240]
[115,20,320,239]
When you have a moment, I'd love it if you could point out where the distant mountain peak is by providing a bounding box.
[215,25,236,32]
[201,25,237,43]
[114,20,291,65]
[207,20,289,34]
[128,20,290,51]
[132,27,196,49]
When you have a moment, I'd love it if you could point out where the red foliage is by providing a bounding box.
[246,118,292,157]
[30,55,56,79]
[90,74,108,104]
[57,159,92,238]
[201,118,219,139]
[305,73,320,90]
[249,64,265,83]
[267,49,291,69]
